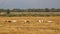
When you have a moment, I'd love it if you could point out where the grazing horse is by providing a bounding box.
[38,20,44,23]
[47,20,53,23]
[5,20,17,23]
[24,20,30,23]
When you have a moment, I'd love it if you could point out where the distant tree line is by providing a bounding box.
[0,8,60,12]
[0,8,60,16]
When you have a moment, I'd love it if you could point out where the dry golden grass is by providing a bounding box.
[0,16,60,34]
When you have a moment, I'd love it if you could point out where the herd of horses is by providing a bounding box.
[5,20,53,23]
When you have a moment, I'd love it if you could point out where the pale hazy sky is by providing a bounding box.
[0,0,60,9]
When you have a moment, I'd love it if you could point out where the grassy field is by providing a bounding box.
[9,12,60,16]
[0,16,60,34]
[0,12,60,16]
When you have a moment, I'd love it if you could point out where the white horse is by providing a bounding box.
[47,20,53,23]
[11,20,17,23]
[38,20,44,23]
[24,20,29,23]
[5,20,17,23]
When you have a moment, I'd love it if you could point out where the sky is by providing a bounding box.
[0,0,60,9]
